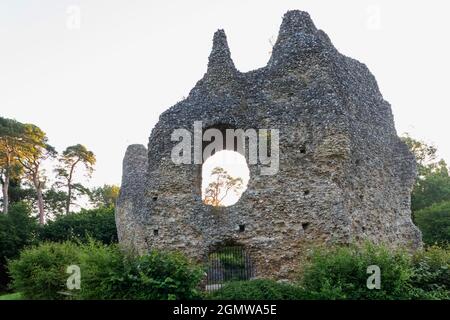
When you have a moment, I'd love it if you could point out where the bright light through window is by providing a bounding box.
[202,150,250,207]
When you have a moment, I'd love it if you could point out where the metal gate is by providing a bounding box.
[206,246,254,291]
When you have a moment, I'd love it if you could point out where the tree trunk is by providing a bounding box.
[65,162,78,214]
[1,153,11,214]
[36,186,45,224]
[33,176,45,224]
[66,184,72,214]
[1,175,9,214]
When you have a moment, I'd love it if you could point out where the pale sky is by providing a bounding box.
[1,0,449,188]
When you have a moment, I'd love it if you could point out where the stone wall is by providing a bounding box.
[116,10,422,280]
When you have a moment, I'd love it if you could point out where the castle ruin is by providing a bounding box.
[116,10,422,280]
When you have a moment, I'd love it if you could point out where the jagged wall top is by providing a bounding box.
[205,10,327,73]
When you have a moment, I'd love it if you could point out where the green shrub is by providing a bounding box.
[39,207,117,244]
[8,241,204,300]
[1,204,116,293]
[76,242,125,300]
[78,248,204,300]
[209,279,307,300]
[410,246,449,299]
[0,202,39,292]
[415,201,450,246]
[103,250,204,300]
[8,241,81,300]
[299,243,450,300]
[299,243,416,300]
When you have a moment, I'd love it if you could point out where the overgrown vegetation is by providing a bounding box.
[298,243,449,300]
[402,135,450,212]
[39,207,117,245]
[78,247,204,300]
[5,238,450,300]
[8,241,204,300]
[400,135,450,246]
[0,202,39,292]
[0,204,117,292]
[208,279,307,300]
[410,245,450,297]
[415,202,450,246]
[8,241,82,299]
[210,244,450,300]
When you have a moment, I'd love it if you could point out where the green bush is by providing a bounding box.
[410,246,449,299]
[9,239,449,300]
[300,243,413,299]
[78,248,204,300]
[299,243,449,300]
[76,242,125,300]
[210,245,449,301]
[109,250,203,300]
[415,201,450,246]
[39,207,117,245]
[8,241,204,300]
[0,202,39,292]
[8,241,81,299]
[209,279,307,300]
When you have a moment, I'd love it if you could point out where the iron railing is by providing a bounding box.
[206,246,254,290]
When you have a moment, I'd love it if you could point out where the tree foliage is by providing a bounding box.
[15,123,56,224]
[89,184,120,208]
[1,117,103,220]
[415,201,450,246]
[55,144,96,214]
[43,188,69,216]
[402,135,450,213]
[0,117,26,214]
[0,202,39,291]
[39,207,117,245]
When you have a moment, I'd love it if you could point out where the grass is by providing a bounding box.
[0,292,22,300]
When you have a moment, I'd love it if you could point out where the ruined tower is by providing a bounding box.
[116,10,421,280]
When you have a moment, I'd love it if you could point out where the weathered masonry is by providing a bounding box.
[116,10,422,280]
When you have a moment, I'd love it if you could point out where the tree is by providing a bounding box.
[55,144,96,214]
[43,188,68,216]
[89,184,120,208]
[402,134,450,212]
[402,134,441,177]
[203,167,243,207]
[16,124,56,224]
[415,201,450,245]
[0,117,26,214]
[411,162,450,212]
[39,206,118,244]
[0,202,39,291]
[6,180,67,218]
[8,177,36,206]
